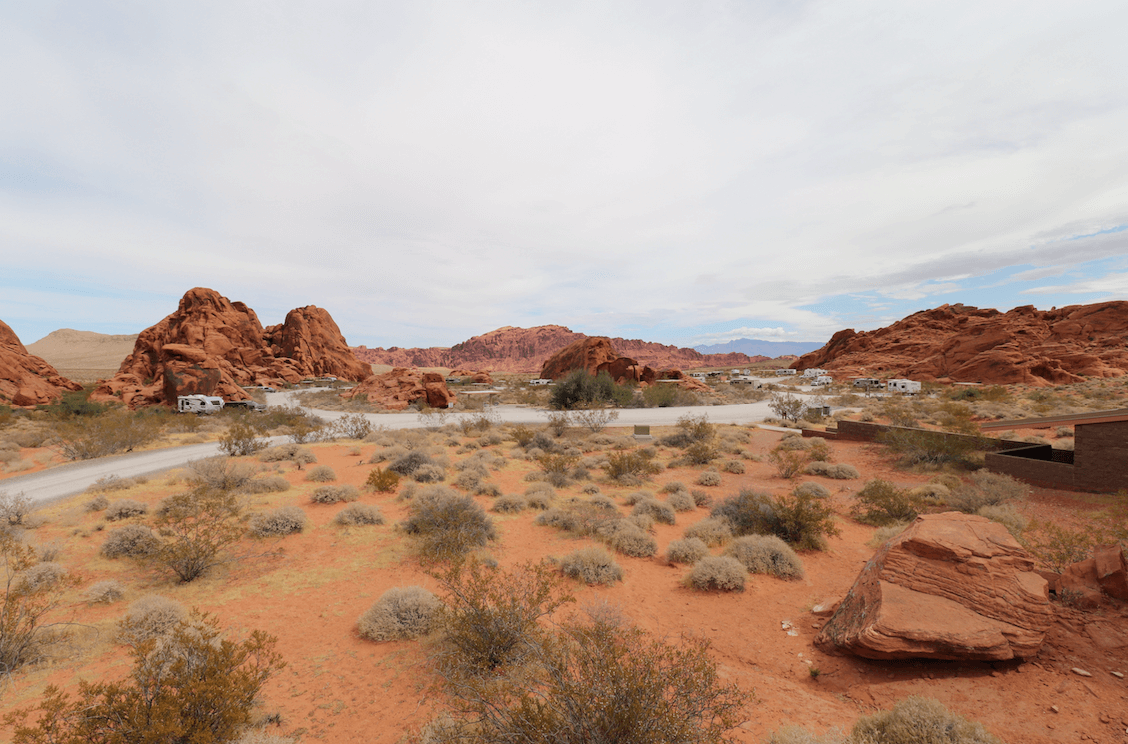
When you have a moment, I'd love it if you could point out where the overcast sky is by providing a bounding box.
[3,1,1127,350]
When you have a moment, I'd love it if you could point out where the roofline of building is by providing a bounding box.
[979,408,1128,431]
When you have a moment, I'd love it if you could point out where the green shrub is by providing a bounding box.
[947,471,1027,513]
[605,450,662,483]
[305,465,336,483]
[665,537,709,564]
[685,441,719,465]
[686,556,746,592]
[357,586,441,641]
[401,487,496,562]
[333,503,384,526]
[218,423,267,457]
[712,489,838,551]
[549,370,631,410]
[146,488,245,582]
[850,479,920,527]
[101,525,160,559]
[365,467,400,493]
[725,535,803,580]
[631,499,676,525]
[249,506,307,537]
[104,499,148,521]
[768,446,808,479]
[683,517,732,547]
[559,546,623,585]
[877,427,983,467]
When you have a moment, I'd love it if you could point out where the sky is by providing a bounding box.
[3,1,1128,351]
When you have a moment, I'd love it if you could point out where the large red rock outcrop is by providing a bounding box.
[0,319,83,407]
[792,302,1128,386]
[539,337,661,385]
[92,288,370,408]
[338,368,454,410]
[1055,544,1128,605]
[815,513,1052,661]
[353,325,768,374]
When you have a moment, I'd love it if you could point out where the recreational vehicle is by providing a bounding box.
[886,379,921,394]
[811,375,833,387]
[801,368,828,378]
[176,395,225,414]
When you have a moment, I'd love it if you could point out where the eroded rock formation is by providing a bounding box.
[0,319,83,407]
[339,367,454,410]
[539,337,661,385]
[816,512,1052,661]
[92,288,369,408]
[792,302,1128,386]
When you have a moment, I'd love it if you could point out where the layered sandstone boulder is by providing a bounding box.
[792,301,1128,386]
[1055,544,1128,606]
[0,319,83,407]
[540,337,660,384]
[339,368,454,410]
[449,369,494,384]
[816,513,1052,661]
[92,288,369,408]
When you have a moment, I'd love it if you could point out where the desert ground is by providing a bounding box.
[1,407,1126,743]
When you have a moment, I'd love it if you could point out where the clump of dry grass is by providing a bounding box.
[686,556,746,592]
[249,506,308,537]
[559,546,623,585]
[334,503,385,526]
[357,586,441,641]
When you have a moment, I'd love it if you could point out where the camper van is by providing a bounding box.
[811,375,833,387]
[177,395,225,414]
[886,379,921,394]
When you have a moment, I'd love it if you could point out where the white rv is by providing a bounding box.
[811,375,833,387]
[775,369,797,376]
[177,395,225,414]
[801,368,828,378]
[886,379,921,394]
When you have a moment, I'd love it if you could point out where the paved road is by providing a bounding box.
[5,383,810,507]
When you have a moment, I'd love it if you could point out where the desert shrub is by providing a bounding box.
[492,494,527,513]
[52,411,162,460]
[218,423,268,457]
[559,546,623,585]
[401,487,496,562]
[101,525,160,559]
[309,485,359,504]
[690,488,712,507]
[876,427,983,467]
[243,475,291,494]
[105,499,148,521]
[906,483,949,502]
[725,535,803,580]
[696,470,722,487]
[258,444,316,464]
[433,560,573,676]
[84,579,125,604]
[659,481,686,494]
[413,464,447,483]
[146,488,245,582]
[622,490,654,506]
[768,446,808,479]
[16,563,65,593]
[1021,521,1097,572]
[606,526,657,558]
[580,483,601,495]
[627,513,654,532]
[525,492,552,510]
[807,438,832,462]
[84,494,109,512]
[685,440,719,465]
[549,370,631,410]
[666,489,696,512]
[805,461,858,479]
[588,494,618,512]
[867,522,910,547]
[850,479,920,527]
[333,503,385,526]
[947,471,1027,514]
[776,434,809,451]
[631,499,676,525]
[605,450,662,483]
[388,450,434,476]
[118,594,187,645]
[665,537,709,564]
[849,695,1004,743]
[249,506,307,537]
[976,504,1027,538]
[365,467,400,493]
[793,482,830,500]
[187,457,256,492]
[686,556,746,592]
[538,453,579,488]
[357,586,441,641]
[0,534,78,675]
[333,413,373,440]
[720,460,745,474]
[86,475,137,494]
[525,482,555,498]
[0,490,33,526]
[712,489,838,551]
[12,613,284,744]
[683,517,732,547]
[304,465,336,483]
[571,406,621,433]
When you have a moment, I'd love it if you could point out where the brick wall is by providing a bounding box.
[1073,420,1128,492]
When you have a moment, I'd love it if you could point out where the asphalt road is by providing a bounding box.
[5,382,811,507]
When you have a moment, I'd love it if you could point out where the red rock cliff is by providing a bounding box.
[792,302,1128,386]
[0,319,83,407]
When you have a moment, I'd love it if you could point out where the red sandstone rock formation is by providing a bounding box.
[792,301,1128,386]
[538,337,662,385]
[816,513,1052,661]
[449,369,494,384]
[1054,544,1128,606]
[353,325,769,374]
[0,319,83,407]
[92,288,369,408]
[339,368,455,410]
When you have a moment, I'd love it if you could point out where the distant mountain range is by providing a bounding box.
[693,338,824,357]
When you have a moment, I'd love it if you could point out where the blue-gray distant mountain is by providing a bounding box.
[693,339,824,357]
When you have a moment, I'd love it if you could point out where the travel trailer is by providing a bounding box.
[811,375,833,387]
[801,368,828,378]
[177,395,225,414]
[853,377,881,389]
[886,379,921,394]
[775,369,797,376]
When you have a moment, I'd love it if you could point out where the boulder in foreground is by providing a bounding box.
[815,512,1052,661]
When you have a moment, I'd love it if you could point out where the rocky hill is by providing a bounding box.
[792,301,1128,386]
[26,329,139,370]
[0,319,84,406]
[92,288,370,407]
[353,325,767,373]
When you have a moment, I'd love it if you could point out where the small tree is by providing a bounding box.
[145,488,244,582]
[218,423,267,457]
[7,613,284,744]
[768,392,807,423]
[0,533,79,675]
[571,406,620,433]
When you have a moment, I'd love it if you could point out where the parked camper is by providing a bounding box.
[177,395,225,414]
[801,368,827,378]
[528,379,552,386]
[811,375,833,387]
[886,379,921,394]
[775,369,797,376]
[730,376,762,388]
[853,378,881,389]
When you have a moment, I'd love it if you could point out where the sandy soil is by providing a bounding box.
[25,329,137,370]
[3,426,1126,743]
